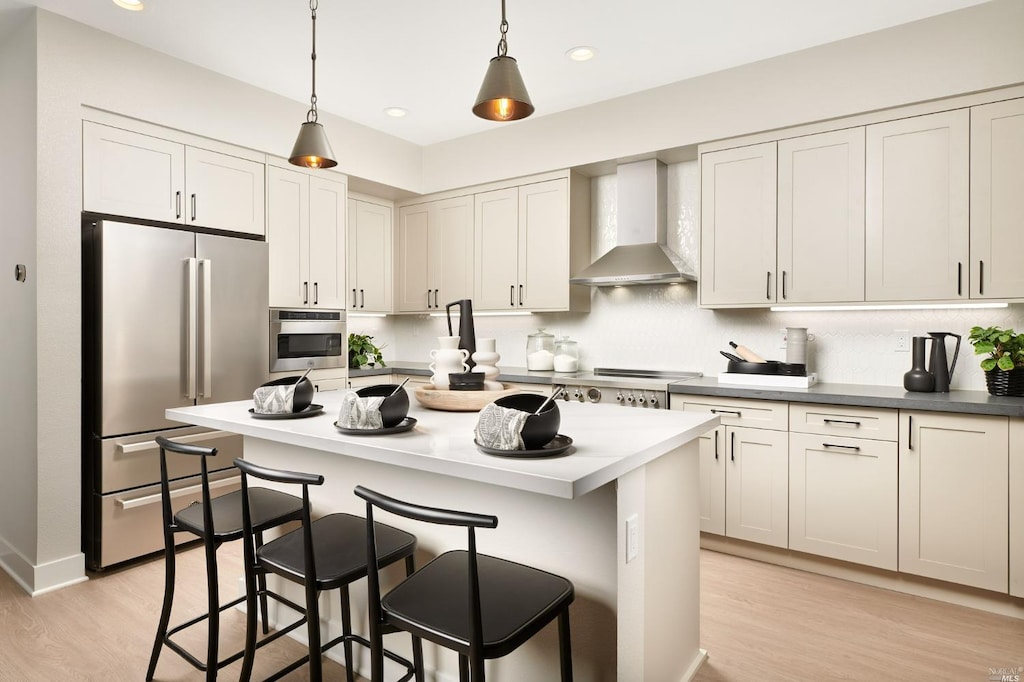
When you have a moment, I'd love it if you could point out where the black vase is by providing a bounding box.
[904,337,935,392]
[984,367,1024,396]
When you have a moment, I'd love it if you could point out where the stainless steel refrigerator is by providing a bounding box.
[82,218,269,569]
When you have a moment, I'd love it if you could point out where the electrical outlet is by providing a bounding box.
[895,330,910,352]
[779,328,788,350]
[626,514,639,563]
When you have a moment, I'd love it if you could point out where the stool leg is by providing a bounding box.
[205,539,220,681]
[404,556,425,682]
[239,559,261,682]
[145,540,177,681]
[558,609,573,682]
[469,651,485,682]
[306,583,323,680]
[340,586,355,682]
[458,655,469,682]
[255,531,270,635]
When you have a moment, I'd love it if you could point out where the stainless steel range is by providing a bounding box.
[553,368,703,409]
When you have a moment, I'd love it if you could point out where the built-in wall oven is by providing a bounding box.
[270,309,346,372]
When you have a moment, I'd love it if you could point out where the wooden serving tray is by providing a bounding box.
[413,384,520,411]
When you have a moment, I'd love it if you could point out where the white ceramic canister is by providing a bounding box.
[786,328,810,365]
[429,335,470,388]
[471,337,502,390]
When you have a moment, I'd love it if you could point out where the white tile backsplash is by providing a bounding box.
[362,161,1024,392]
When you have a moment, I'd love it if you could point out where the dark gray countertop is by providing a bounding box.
[349,363,1024,417]
[667,377,1024,417]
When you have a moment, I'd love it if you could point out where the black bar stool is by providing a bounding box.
[234,458,424,682]
[146,437,306,681]
[354,485,575,682]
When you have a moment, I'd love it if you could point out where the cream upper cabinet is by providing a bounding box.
[267,166,346,309]
[788,404,898,571]
[1010,419,1024,599]
[474,178,585,312]
[899,411,1008,593]
[700,142,778,306]
[970,98,1024,300]
[84,121,265,236]
[396,196,474,312]
[183,147,265,236]
[777,128,866,304]
[348,198,393,313]
[865,110,970,302]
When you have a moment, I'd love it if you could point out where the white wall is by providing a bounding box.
[0,9,39,588]
[421,0,1024,193]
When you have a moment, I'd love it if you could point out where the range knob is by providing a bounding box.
[637,394,647,406]
[557,386,570,401]
[586,387,602,403]
[649,395,659,407]
[626,393,636,404]
[616,392,624,403]
[573,389,584,402]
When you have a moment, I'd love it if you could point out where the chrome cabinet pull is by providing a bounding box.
[822,442,861,451]
[710,408,741,417]
[823,418,861,427]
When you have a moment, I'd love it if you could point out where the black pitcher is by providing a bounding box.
[903,336,934,392]
[445,299,477,369]
[928,331,961,393]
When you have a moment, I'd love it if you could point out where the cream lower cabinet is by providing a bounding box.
[348,198,393,313]
[1010,420,1024,598]
[673,397,789,547]
[899,411,1008,592]
[788,404,898,570]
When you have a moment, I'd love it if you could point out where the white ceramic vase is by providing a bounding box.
[471,337,502,391]
[429,335,469,388]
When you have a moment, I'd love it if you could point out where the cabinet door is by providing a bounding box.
[434,196,476,308]
[778,128,865,303]
[266,166,309,308]
[348,200,392,312]
[396,203,432,312]
[1011,420,1024,598]
[308,175,347,309]
[899,411,1008,592]
[789,432,897,569]
[865,110,969,301]
[518,179,569,310]
[698,425,727,535]
[83,122,185,223]
[475,187,520,310]
[725,426,789,548]
[184,147,265,236]
[971,98,1024,299]
[700,142,777,306]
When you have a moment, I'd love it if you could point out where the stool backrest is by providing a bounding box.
[155,435,217,539]
[354,485,498,657]
[233,458,324,583]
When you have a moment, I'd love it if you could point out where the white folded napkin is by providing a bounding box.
[337,391,386,430]
[474,403,529,450]
[253,385,296,414]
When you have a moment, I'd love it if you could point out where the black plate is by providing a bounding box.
[249,404,324,419]
[334,417,417,435]
[474,434,574,458]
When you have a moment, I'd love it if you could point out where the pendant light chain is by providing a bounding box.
[307,0,319,124]
[497,0,508,57]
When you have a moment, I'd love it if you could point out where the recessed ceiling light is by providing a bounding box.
[566,46,596,62]
[383,107,408,118]
[112,0,144,10]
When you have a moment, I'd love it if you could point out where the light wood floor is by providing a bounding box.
[2,545,1022,680]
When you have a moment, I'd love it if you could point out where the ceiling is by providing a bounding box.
[4,0,993,146]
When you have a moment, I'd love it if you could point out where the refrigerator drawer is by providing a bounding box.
[98,427,242,494]
[97,469,240,568]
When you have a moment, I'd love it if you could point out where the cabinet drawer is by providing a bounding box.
[677,396,788,431]
[789,403,897,441]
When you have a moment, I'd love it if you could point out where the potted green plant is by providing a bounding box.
[968,326,1024,396]
[348,333,386,369]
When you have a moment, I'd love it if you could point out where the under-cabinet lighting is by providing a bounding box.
[770,303,1009,312]
[429,311,532,317]
[348,313,387,318]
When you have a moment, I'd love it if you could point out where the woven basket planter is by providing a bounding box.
[984,367,1024,396]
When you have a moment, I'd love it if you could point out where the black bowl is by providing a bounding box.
[356,384,410,428]
[495,393,560,449]
[448,371,484,391]
[260,376,314,412]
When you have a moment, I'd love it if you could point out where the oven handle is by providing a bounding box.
[116,430,234,455]
[116,475,240,510]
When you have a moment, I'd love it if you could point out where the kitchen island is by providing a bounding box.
[167,393,718,682]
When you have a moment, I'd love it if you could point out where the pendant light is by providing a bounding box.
[473,0,534,121]
[290,0,337,169]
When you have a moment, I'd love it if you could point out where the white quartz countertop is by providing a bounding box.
[166,395,718,499]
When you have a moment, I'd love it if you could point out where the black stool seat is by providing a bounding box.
[384,550,574,660]
[175,487,306,540]
[258,512,417,589]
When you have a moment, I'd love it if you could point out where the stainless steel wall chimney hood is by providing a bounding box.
[570,159,695,286]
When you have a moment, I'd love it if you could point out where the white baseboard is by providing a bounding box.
[0,536,87,596]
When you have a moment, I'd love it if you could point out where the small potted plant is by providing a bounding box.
[968,326,1024,396]
[348,333,387,370]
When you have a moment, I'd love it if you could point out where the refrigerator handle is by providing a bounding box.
[185,258,198,399]
[199,259,213,397]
